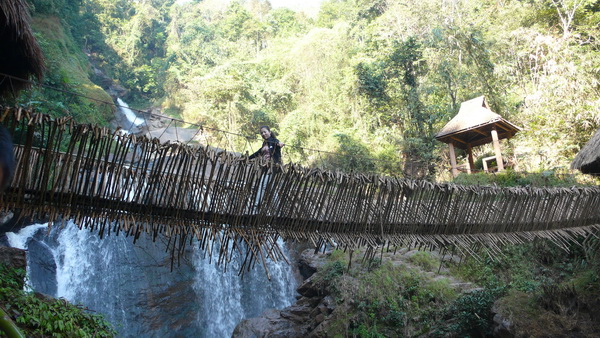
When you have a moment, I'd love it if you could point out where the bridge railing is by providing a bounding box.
[2,106,600,275]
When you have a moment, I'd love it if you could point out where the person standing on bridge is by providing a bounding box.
[249,126,284,213]
[249,126,285,164]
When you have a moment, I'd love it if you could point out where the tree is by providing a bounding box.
[219,1,252,41]
[550,0,595,37]
[267,8,308,37]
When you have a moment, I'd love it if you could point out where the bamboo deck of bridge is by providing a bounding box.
[1,107,600,276]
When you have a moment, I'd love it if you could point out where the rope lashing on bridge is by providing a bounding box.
[1,106,600,276]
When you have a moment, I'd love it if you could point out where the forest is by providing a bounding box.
[10,0,599,179]
[2,1,600,336]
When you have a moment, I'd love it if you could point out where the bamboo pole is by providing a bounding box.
[2,106,600,275]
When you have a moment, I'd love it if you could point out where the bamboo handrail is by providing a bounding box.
[1,106,599,276]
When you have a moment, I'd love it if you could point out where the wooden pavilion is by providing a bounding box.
[435,96,521,177]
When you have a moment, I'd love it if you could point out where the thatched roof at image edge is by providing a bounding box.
[435,96,521,149]
[572,127,600,175]
[0,0,45,97]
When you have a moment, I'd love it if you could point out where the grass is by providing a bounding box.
[407,251,438,272]
[447,236,600,337]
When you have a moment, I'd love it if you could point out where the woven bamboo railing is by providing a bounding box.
[1,107,600,276]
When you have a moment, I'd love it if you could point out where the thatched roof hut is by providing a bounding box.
[571,128,600,175]
[435,96,520,148]
[0,0,45,97]
[435,96,521,176]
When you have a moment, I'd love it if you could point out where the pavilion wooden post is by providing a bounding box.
[448,142,459,177]
[466,143,474,174]
[491,127,504,172]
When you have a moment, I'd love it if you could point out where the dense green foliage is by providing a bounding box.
[448,236,600,336]
[316,233,600,337]
[453,168,600,187]
[0,264,115,337]
[312,250,460,337]
[5,2,598,335]
[15,0,600,176]
[8,0,114,125]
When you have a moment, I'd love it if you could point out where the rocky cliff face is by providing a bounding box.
[233,247,521,338]
[233,249,335,337]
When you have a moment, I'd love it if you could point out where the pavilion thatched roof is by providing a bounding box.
[0,0,45,97]
[571,127,600,175]
[435,96,520,149]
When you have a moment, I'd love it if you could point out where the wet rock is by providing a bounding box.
[492,305,515,338]
[298,249,327,279]
[91,66,127,98]
[27,238,57,295]
[296,275,320,297]
[233,281,338,338]
[233,247,347,338]
[0,246,26,288]
[232,308,309,338]
[0,246,26,270]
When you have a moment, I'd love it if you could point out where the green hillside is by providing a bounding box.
[17,0,600,176]
[2,1,599,336]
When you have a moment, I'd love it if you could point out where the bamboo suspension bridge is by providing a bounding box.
[1,106,600,276]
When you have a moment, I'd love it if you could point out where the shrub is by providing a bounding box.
[453,169,594,187]
[407,251,439,271]
[0,264,115,337]
[0,265,26,290]
[434,287,505,337]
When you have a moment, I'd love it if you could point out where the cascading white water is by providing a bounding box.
[5,223,48,250]
[4,97,298,336]
[7,221,298,337]
[5,223,50,292]
[117,98,145,127]
[193,239,297,337]
[7,221,149,335]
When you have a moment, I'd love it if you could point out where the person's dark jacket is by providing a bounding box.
[249,136,282,163]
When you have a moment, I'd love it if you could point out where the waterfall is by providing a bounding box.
[7,221,298,337]
[117,98,145,127]
[4,96,298,336]
[193,240,296,337]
